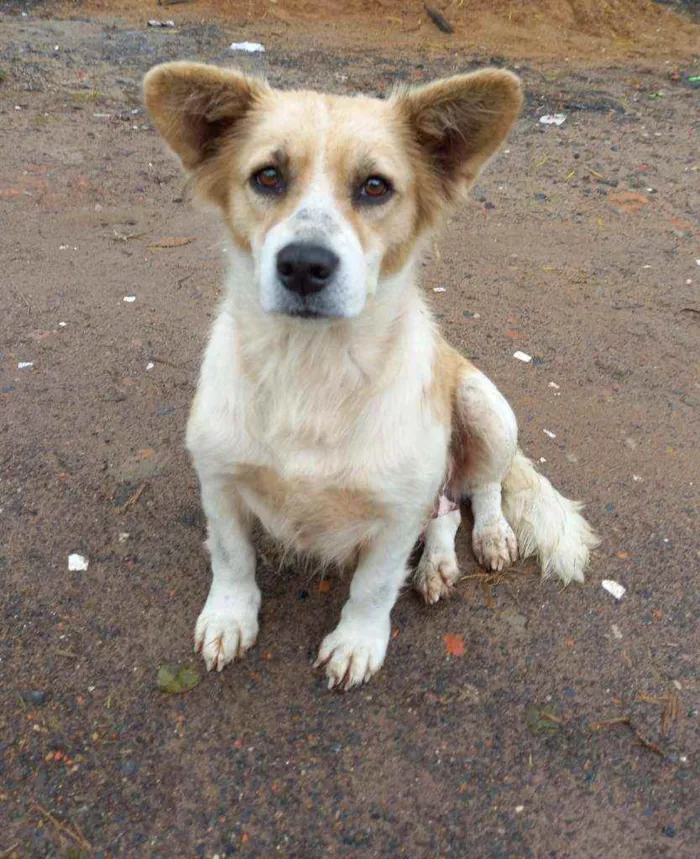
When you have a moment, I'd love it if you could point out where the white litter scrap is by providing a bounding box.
[513,350,532,363]
[123,296,136,303]
[548,381,560,389]
[230,41,265,53]
[68,553,89,572]
[539,114,567,126]
[146,362,154,371]
[432,287,446,293]
[59,321,67,327]
[118,532,131,543]
[148,19,176,27]
[601,579,626,600]
[543,428,556,439]
[17,362,34,370]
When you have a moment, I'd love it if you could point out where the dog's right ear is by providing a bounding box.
[143,61,268,171]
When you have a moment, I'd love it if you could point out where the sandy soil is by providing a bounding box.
[1,3,699,858]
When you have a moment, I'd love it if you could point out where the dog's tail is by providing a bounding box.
[502,450,599,584]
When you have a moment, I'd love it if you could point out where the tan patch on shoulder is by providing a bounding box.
[429,335,471,427]
[428,336,486,496]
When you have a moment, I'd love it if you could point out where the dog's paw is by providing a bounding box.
[472,517,518,571]
[194,589,260,672]
[414,552,460,604]
[314,618,390,691]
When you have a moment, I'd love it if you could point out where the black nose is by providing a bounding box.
[276,243,339,297]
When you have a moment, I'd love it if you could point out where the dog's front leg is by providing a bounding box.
[315,522,419,691]
[194,478,260,672]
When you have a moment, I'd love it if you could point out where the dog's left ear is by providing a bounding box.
[396,69,522,211]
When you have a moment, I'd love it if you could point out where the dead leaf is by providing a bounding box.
[443,633,466,656]
[156,663,201,694]
[148,237,195,249]
[526,704,564,734]
[608,191,649,214]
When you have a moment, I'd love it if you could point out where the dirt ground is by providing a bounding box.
[1,1,699,857]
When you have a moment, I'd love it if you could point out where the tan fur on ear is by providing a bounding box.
[143,61,268,171]
[395,69,523,221]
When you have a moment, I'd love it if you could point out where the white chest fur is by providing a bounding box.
[186,277,449,562]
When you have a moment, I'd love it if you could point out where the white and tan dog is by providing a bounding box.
[144,62,598,690]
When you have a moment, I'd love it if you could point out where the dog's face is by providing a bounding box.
[144,63,522,320]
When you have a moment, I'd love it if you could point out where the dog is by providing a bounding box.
[143,62,598,691]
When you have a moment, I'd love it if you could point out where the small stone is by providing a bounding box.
[602,579,626,600]
[21,690,48,706]
[121,760,139,776]
[68,553,89,572]
[662,825,676,838]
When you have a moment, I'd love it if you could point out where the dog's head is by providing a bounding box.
[144,63,522,320]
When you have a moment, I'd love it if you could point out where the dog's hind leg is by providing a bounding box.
[194,478,261,672]
[414,508,462,603]
[449,367,519,572]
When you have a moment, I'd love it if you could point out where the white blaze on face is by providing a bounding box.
[256,100,374,320]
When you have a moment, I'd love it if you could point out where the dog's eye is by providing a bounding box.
[253,166,284,194]
[359,176,392,203]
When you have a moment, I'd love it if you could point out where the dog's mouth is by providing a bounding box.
[288,309,325,320]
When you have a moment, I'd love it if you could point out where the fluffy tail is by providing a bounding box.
[502,450,599,584]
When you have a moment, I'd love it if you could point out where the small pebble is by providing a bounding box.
[68,553,89,572]
[21,690,48,706]
[602,579,626,600]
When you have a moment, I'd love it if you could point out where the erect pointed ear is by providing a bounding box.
[395,69,522,214]
[143,61,268,171]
